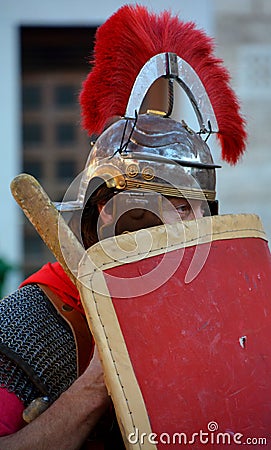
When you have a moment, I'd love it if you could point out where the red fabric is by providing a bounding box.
[0,389,25,436]
[20,262,84,315]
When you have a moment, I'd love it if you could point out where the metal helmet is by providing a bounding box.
[57,6,246,226]
[81,112,218,202]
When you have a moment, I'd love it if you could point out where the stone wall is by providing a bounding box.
[212,0,271,243]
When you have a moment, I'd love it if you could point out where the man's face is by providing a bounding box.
[98,193,204,238]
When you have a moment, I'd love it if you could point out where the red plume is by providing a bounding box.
[80,5,246,164]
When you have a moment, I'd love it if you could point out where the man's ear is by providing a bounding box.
[98,203,113,225]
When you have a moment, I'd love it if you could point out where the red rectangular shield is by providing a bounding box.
[78,214,271,449]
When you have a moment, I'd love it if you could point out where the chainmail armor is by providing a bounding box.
[0,284,77,405]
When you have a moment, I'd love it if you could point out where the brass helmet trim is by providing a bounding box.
[125,179,215,201]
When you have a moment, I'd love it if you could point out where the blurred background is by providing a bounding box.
[1,0,270,295]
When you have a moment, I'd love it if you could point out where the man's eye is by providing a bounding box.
[176,204,190,213]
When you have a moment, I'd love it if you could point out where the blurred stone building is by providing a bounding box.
[212,0,271,239]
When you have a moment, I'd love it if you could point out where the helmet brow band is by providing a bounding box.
[125,179,216,201]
